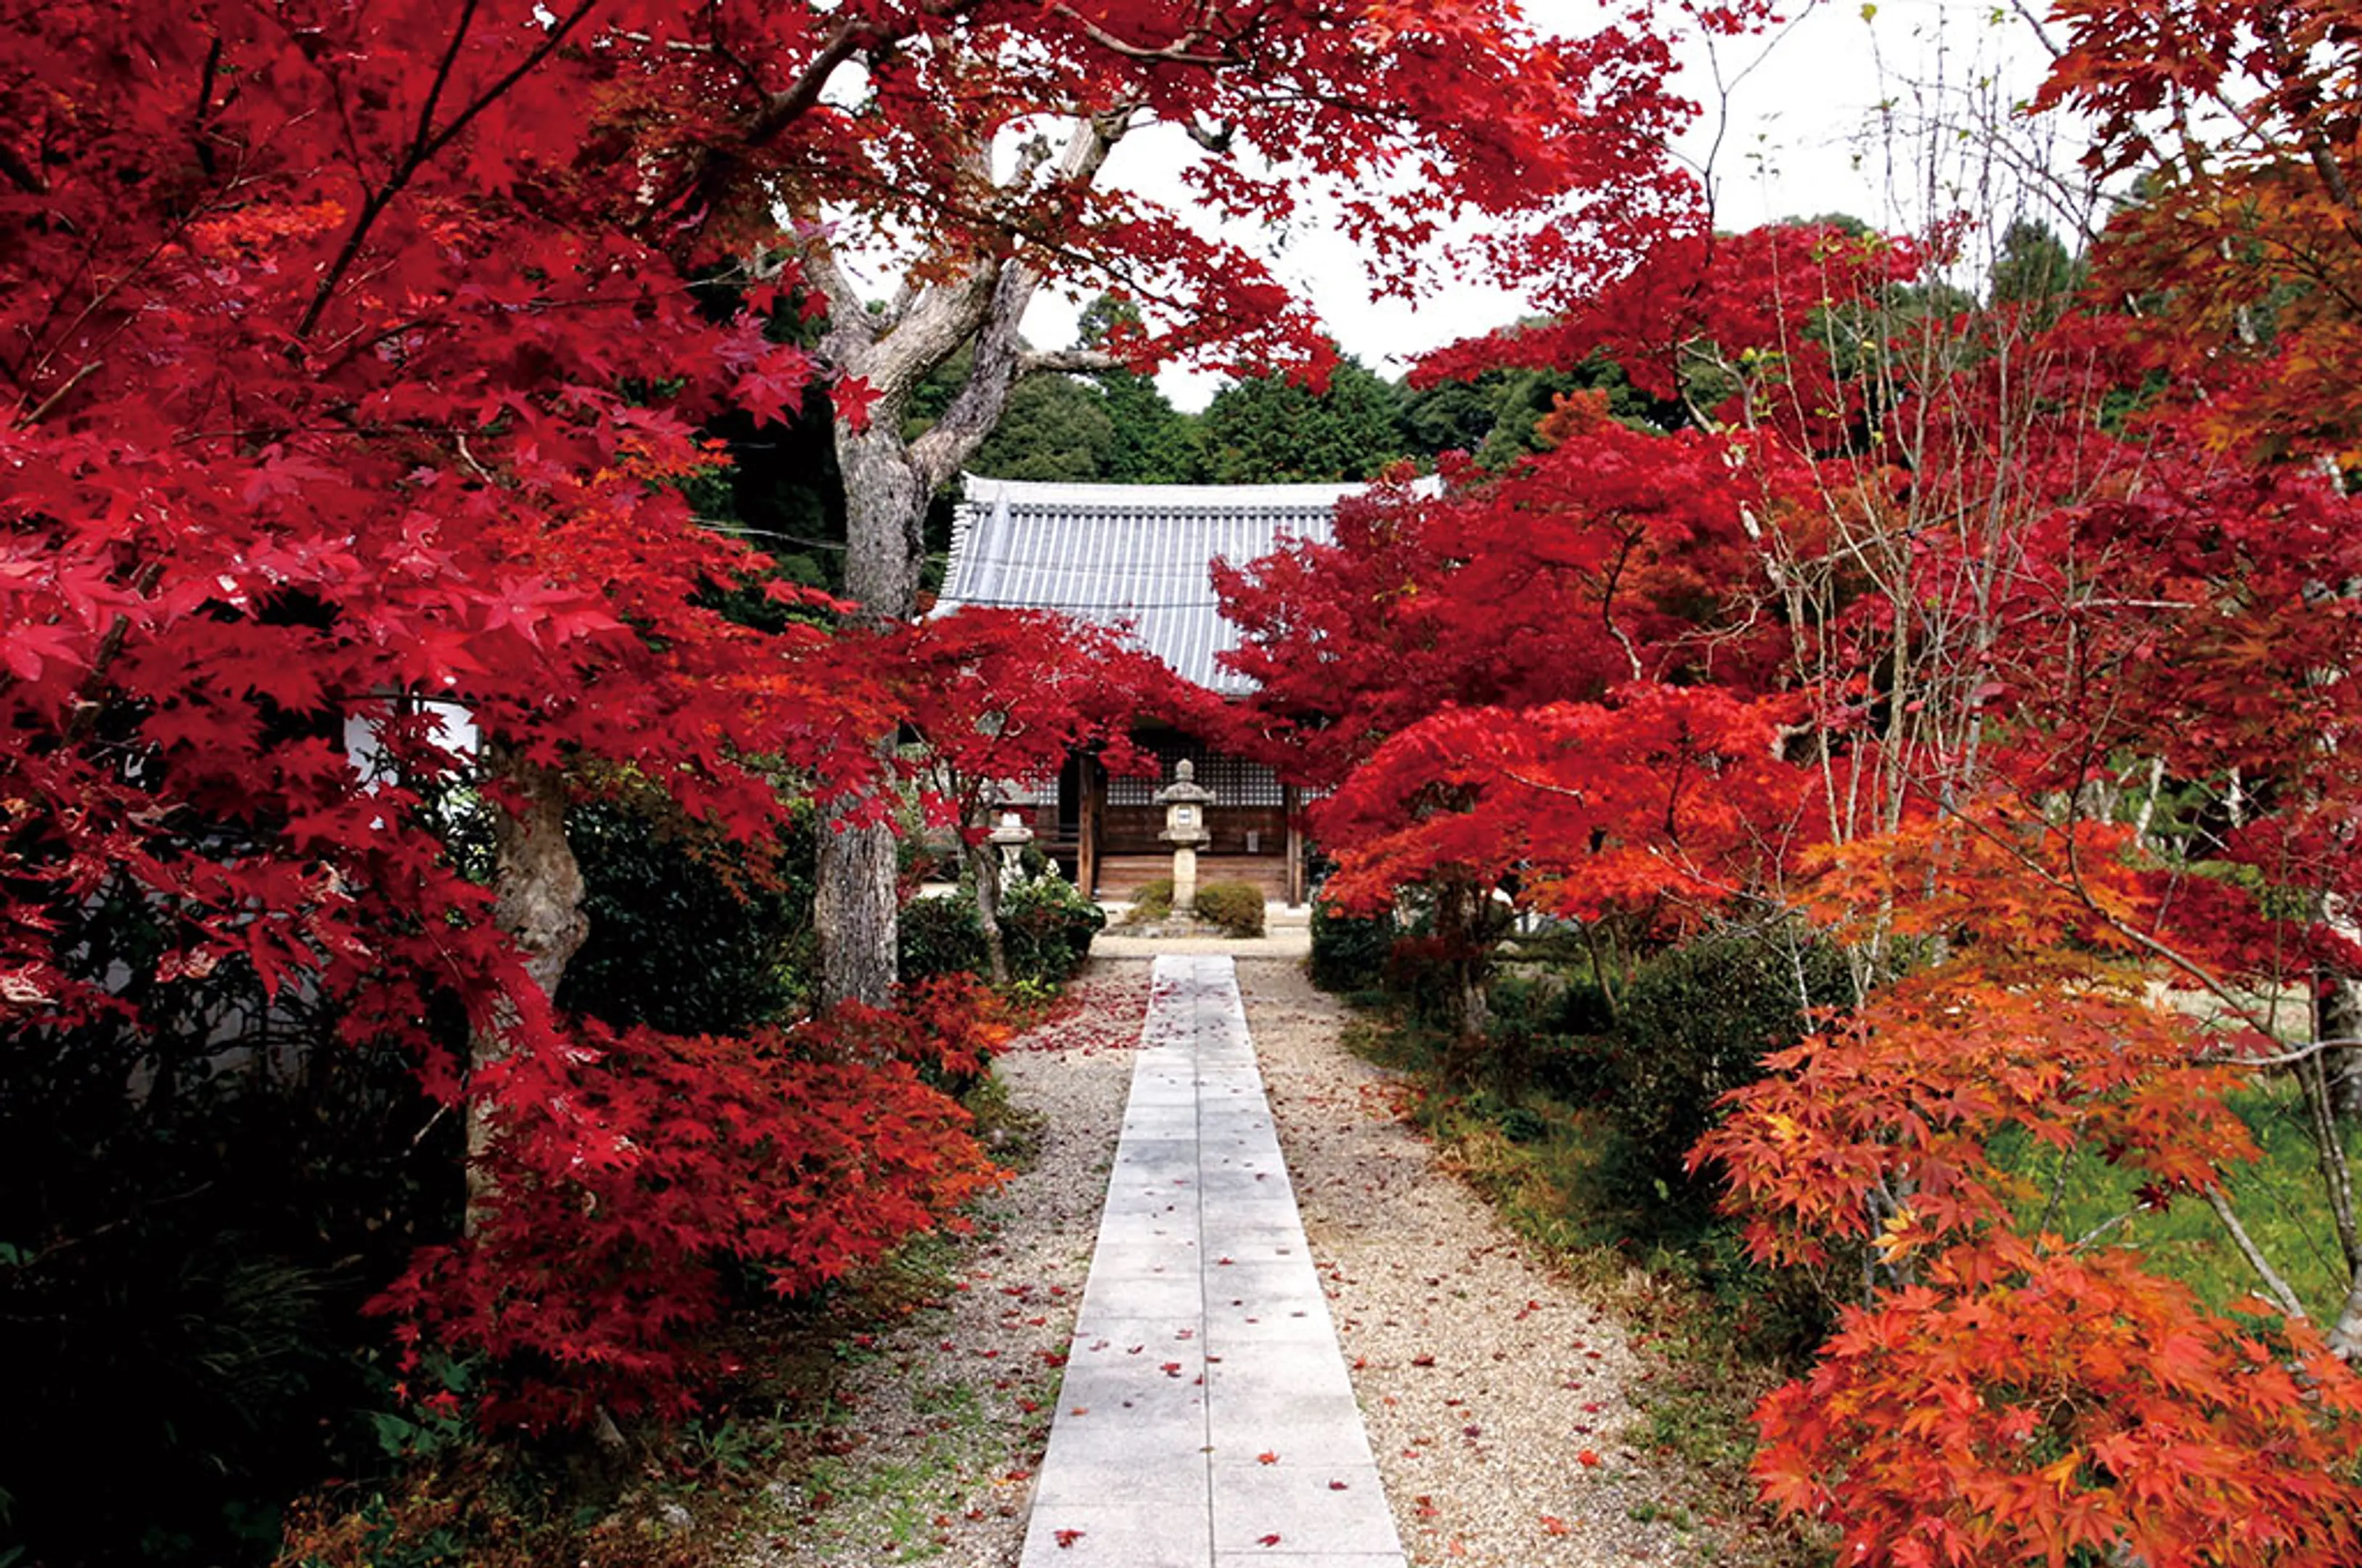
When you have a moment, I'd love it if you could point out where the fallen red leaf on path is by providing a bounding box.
[1054,1527,1084,1548]
[1541,1515,1569,1535]
[1577,1448,1603,1466]
[1257,1450,1279,1464]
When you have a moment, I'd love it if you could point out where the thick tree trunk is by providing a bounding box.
[817,811,902,1008]
[802,116,1123,1009]
[2326,972,2362,1122]
[816,431,931,1008]
[1433,874,1495,1077]
[466,746,590,1234]
[839,422,930,618]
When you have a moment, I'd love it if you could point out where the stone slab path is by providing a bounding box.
[1017,955,1406,1568]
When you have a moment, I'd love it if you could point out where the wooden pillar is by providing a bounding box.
[1079,752,1101,899]
[1282,783,1304,907]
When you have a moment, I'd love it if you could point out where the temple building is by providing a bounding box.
[935,474,1369,906]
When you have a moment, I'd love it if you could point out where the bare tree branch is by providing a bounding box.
[1017,348,1123,375]
[2207,1187,2310,1323]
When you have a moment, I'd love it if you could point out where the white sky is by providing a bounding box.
[1022,0,2090,409]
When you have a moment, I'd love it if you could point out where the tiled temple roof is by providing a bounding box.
[937,475,1363,694]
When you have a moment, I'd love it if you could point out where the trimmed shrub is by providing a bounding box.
[900,894,990,983]
[1309,899,1396,994]
[1603,928,1853,1208]
[903,875,1104,990]
[560,801,817,1034]
[1000,873,1107,985]
[1121,877,1175,923]
[1193,880,1266,937]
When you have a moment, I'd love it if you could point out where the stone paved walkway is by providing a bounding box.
[1017,955,1406,1568]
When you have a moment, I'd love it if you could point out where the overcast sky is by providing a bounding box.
[1023,0,2087,409]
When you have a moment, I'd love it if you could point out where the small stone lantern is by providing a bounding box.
[986,788,1035,883]
[1154,758,1214,918]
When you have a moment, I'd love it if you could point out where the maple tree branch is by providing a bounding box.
[1017,348,1123,376]
[2204,1186,2309,1322]
[2069,1206,2138,1252]
[2296,1034,2362,1278]
[15,362,99,428]
[2250,6,2362,242]
[296,0,601,343]
[903,110,1127,488]
[62,560,168,747]
[1943,799,2270,1038]
[407,0,484,179]
[2203,1034,2362,1069]
[1048,2,1224,65]
[742,20,870,147]
[2003,0,2062,60]
[0,137,46,196]
[23,214,215,391]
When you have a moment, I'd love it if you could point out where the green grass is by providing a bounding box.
[2003,1076,2361,1318]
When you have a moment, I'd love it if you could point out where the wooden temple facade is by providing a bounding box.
[935,475,1363,906]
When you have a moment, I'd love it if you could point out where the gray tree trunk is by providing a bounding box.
[802,115,1123,1009]
[815,427,929,1008]
[969,837,1011,989]
[2327,973,2362,1122]
[817,809,903,1008]
[467,745,590,1234]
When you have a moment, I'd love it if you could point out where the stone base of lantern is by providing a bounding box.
[1169,844,1199,918]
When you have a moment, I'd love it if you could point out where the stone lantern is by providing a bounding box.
[986,788,1035,883]
[1154,758,1215,918]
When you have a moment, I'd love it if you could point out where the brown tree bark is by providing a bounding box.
[465,743,590,1233]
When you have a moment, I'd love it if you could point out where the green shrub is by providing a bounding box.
[1192,880,1266,937]
[898,894,989,983]
[560,801,817,1034]
[1122,877,1175,923]
[999,873,1107,986]
[1,873,465,1567]
[901,875,1104,990]
[1603,928,1853,1212]
[1309,899,1396,993]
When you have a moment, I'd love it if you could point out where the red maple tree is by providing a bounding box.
[1222,192,2362,1554]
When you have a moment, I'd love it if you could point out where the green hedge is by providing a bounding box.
[560,801,815,1034]
[1192,880,1266,937]
[899,893,990,983]
[1123,876,1174,923]
[1600,930,1854,1209]
[999,874,1107,984]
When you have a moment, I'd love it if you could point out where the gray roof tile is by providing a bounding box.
[937,475,1361,694]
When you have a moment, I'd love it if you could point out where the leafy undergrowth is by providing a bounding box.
[276,1080,1048,1568]
[1999,1074,2362,1318]
[1337,1013,1833,1568]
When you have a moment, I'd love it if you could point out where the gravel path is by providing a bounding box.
[1237,958,1685,1567]
[746,955,1686,1567]
[746,964,1149,1568]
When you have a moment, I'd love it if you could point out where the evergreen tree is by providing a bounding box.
[968,373,1120,481]
[1200,355,1406,483]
